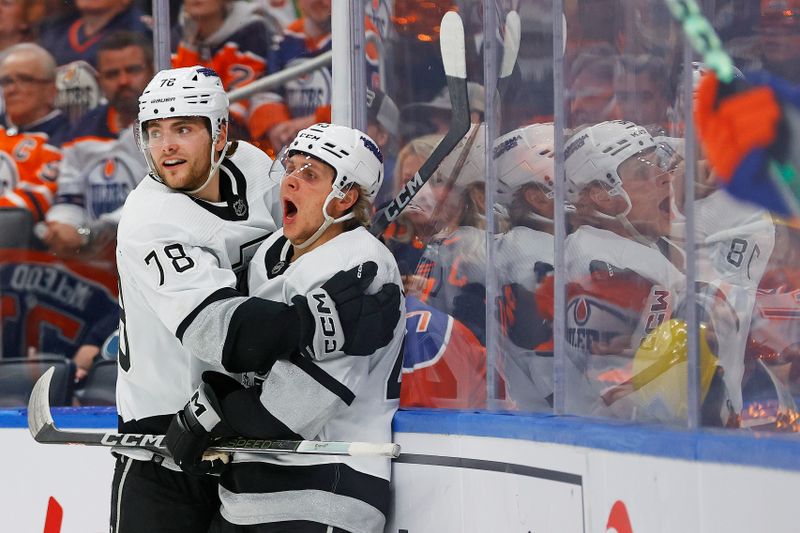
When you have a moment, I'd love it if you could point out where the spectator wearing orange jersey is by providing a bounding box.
[172,0,275,125]
[248,0,380,153]
[0,43,70,223]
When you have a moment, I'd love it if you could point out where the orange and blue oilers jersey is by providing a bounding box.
[401,295,487,409]
[47,105,146,225]
[565,263,654,355]
[0,249,119,358]
[172,4,271,123]
[565,226,683,357]
[172,21,270,124]
[0,111,70,222]
[38,6,151,66]
[172,27,268,91]
[411,226,487,341]
[248,16,380,140]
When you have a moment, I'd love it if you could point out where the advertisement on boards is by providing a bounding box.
[0,429,113,533]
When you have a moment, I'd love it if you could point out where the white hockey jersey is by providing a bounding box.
[694,189,775,414]
[217,227,405,533]
[47,111,146,227]
[495,226,555,411]
[115,141,281,438]
[564,225,685,416]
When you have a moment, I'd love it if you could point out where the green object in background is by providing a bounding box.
[665,0,800,217]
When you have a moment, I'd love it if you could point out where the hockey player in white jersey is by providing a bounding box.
[493,123,556,411]
[563,120,687,418]
[114,69,401,533]
[164,123,405,533]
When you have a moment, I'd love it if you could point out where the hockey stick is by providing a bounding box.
[664,0,800,216]
[496,10,521,101]
[370,10,470,236]
[27,367,401,458]
[601,347,687,406]
[432,9,520,204]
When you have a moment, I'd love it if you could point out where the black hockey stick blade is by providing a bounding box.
[496,10,521,98]
[370,10,471,236]
[27,367,400,458]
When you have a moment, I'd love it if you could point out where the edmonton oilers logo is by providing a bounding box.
[573,298,590,326]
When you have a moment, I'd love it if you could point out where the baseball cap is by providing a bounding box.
[401,81,486,122]
[366,87,399,138]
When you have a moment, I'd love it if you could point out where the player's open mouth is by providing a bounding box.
[162,158,186,168]
[283,199,298,221]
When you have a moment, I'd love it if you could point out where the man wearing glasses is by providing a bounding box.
[42,30,153,259]
[0,43,70,222]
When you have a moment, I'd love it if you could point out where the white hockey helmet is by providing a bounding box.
[284,123,384,248]
[564,120,664,243]
[564,120,657,202]
[288,122,384,202]
[136,66,230,194]
[494,123,555,207]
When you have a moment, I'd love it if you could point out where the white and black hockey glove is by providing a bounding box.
[293,261,402,357]
[164,372,241,476]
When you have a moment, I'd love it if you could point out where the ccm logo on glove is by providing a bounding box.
[312,292,339,353]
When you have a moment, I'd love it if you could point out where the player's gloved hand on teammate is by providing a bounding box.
[165,372,242,476]
[293,261,401,357]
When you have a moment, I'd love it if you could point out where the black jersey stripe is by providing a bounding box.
[291,352,356,406]
[118,414,174,435]
[190,159,250,221]
[176,287,242,341]
[221,461,390,515]
[220,385,303,441]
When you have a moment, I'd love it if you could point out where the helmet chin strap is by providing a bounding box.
[524,209,554,227]
[185,140,231,196]
[293,189,354,250]
[593,187,658,247]
[616,214,658,247]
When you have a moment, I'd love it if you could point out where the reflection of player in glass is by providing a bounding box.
[382,134,446,286]
[493,123,556,411]
[563,120,686,418]
[407,126,488,344]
